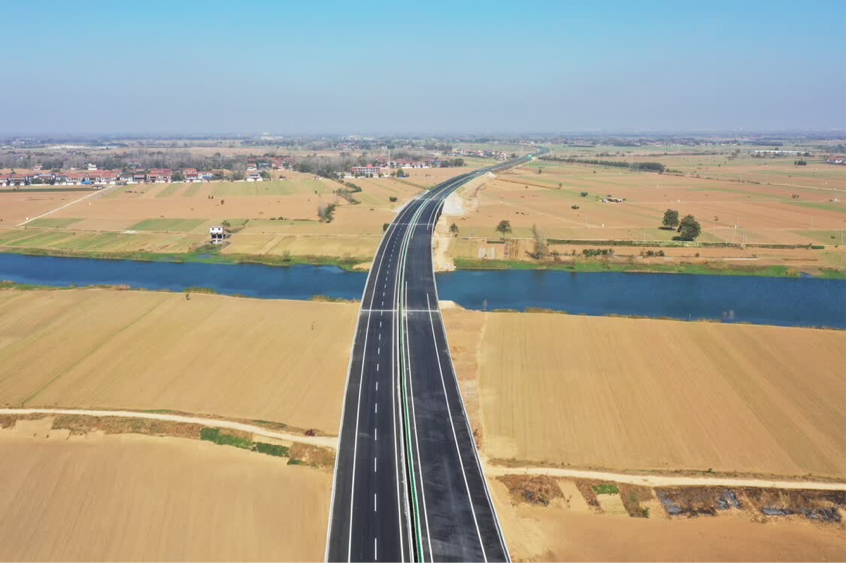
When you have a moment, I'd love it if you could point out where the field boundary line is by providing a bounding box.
[0,408,338,449]
[483,464,846,491]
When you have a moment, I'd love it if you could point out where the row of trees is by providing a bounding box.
[540,156,666,174]
[662,209,701,241]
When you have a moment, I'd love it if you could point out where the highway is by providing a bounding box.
[327,157,529,562]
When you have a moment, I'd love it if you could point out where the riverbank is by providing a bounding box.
[454,257,846,278]
[2,252,844,327]
[4,245,845,279]
[0,245,366,271]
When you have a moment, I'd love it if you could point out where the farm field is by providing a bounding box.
[0,289,357,435]
[437,157,846,273]
[0,188,93,226]
[0,431,329,561]
[0,168,479,264]
[441,309,846,480]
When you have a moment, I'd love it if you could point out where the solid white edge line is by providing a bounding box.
[405,278,434,561]
[425,293,487,562]
[428,165,527,562]
[325,195,417,563]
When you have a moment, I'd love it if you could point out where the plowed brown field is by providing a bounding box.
[0,289,358,434]
[0,432,330,561]
[443,309,846,479]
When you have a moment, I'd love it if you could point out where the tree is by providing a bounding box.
[495,219,512,240]
[449,223,459,237]
[530,224,548,259]
[662,209,680,229]
[677,214,701,241]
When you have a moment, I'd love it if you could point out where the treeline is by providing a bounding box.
[540,156,665,173]
[334,181,362,204]
[293,155,362,178]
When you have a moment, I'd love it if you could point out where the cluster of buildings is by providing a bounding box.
[348,158,455,177]
[0,167,272,187]
[448,148,509,160]
[751,149,812,157]
[826,156,846,165]
[0,168,203,187]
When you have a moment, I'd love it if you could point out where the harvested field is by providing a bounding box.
[0,431,330,561]
[442,309,846,479]
[442,159,846,270]
[0,189,92,225]
[0,288,358,434]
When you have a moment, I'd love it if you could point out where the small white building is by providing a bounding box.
[246,171,263,182]
[209,225,229,244]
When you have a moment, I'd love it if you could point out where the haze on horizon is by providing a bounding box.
[2,0,844,136]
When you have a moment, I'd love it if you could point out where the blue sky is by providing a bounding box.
[2,0,844,134]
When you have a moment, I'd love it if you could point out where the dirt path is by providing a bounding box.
[484,463,846,491]
[0,408,338,449]
[16,184,120,226]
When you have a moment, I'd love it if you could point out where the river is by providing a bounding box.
[0,254,843,328]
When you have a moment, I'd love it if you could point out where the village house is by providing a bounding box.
[199,171,215,181]
[93,171,119,185]
[209,225,229,244]
[119,171,135,183]
[147,169,172,183]
[8,173,29,186]
[826,156,845,165]
[246,162,258,171]
[65,171,89,185]
[182,168,200,182]
[0,174,10,186]
[87,163,98,171]
[53,172,69,185]
[30,173,55,185]
[351,164,389,176]
[246,171,263,182]
[133,171,147,183]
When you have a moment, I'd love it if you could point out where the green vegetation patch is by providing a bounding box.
[593,483,620,495]
[819,268,846,279]
[212,179,328,197]
[200,427,252,449]
[200,427,291,459]
[155,183,184,198]
[787,201,846,215]
[454,257,803,278]
[182,183,203,197]
[25,218,83,229]
[129,218,205,232]
[255,442,289,457]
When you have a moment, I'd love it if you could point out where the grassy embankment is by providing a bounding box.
[453,257,846,279]
[0,244,364,271]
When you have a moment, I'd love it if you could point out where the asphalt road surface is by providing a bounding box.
[327,157,529,562]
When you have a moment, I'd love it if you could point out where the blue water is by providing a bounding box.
[0,254,366,301]
[437,270,846,328]
[0,254,843,328]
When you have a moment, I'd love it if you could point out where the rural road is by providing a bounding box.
[326,158,532,563]
[3,409,841,494]
[0,408,336,448]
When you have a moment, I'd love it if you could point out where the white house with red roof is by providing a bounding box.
[148,169,172,183]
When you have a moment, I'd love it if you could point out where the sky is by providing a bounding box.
[2,0,845,135]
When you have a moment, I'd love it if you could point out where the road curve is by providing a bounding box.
[326,158,532,563]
